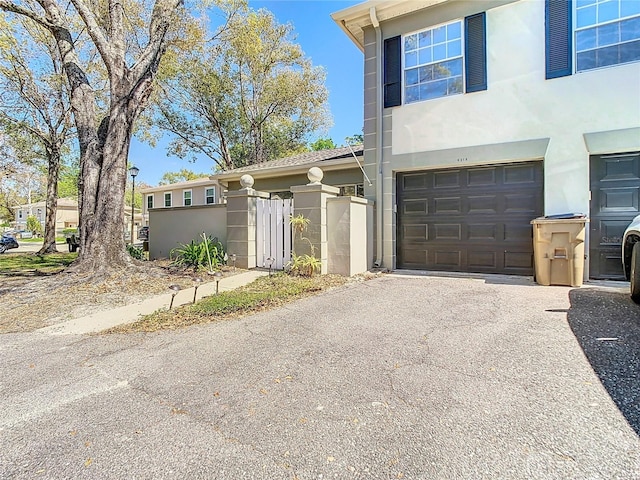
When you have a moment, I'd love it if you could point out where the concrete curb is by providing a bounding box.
[36,270,269,336]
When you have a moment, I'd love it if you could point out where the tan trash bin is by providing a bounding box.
[530,215,588,287]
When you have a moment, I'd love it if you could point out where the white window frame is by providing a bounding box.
[403,19,465,104]
[183,189,192,207]
[18,210,23,219]
[205,186,216,205]
[164,192,172,208]
[574,0,640,72]
[146,194,154,210]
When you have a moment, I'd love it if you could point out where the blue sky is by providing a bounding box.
[130,0,364,186]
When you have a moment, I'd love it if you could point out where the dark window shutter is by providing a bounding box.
[465,12,487,93]
[384,35,402,108]
[545,0,572,79]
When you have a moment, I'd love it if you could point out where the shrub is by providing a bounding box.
[170,234,225,272]
[287,214,321,277]
[26,215,43,235]
[127,244,145,260]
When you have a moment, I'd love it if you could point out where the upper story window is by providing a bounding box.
[575,0,640,71]
[146,194,154,210]
[384,13,486,108]
[205,187,216,204]
[183,190,192,206]
[404,20,464,103]
[164,192,172,207]
[18,210,23,219]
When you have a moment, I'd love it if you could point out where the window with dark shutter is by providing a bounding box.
[545,0,572,79]
[465,13,487,93]
[384,36,402,108]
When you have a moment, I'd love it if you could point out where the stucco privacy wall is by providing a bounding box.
[327,196,375,276]
[362,0,640,270]
[149,205,227,260]
[225,168,363,193]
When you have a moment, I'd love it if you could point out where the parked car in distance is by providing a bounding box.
[622,214,640,303]
[0,233,19,253]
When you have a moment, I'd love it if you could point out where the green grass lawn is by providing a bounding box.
[17,237,66,243]
[106,273,350,333]
[0,252,77,274]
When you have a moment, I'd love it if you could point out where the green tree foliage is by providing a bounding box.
[26,214,43,235]
[154,7,331,170]
[159,168,209,186]
[345,133,364,145]
[310,138,337,151]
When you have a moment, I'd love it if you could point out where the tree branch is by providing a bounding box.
[68,0,114,75]
[0,1,54,29]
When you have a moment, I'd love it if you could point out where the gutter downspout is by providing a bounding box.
[370,7,384,268]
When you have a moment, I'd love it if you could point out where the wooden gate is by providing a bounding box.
[256,198,293,270]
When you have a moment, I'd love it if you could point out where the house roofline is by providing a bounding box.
[215,156,361,183]
[140,177,219,194]
[331,0,451,50]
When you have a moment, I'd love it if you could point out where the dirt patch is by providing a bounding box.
[0,260,237,334]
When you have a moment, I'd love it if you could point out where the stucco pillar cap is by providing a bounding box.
[240,174,255,189]
[307,167,323,184]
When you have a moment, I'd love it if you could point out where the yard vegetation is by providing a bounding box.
[105,274,350,334]
[0,252,77,275]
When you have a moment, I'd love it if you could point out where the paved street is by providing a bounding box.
[1,274,638,479]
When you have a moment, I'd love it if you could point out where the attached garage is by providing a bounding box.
[396,162,544,275]
[589,152,640,280]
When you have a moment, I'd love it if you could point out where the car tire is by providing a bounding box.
[631,242,640,304]
[0,245,6,254]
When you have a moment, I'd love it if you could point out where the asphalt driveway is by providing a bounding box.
[0,274,638,479]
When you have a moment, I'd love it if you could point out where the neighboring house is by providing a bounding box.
[140,177,224,219]
[12,198,143,240]
[13,198,79,233]
[216,145,367,198]
[332,0,640,279]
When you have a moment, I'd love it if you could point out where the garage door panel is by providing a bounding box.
[434,223,462,240]
[600,155,640,181]
[433,170,461,188]
[504,251,534,270]
[434,197,462,214]
[468,195,499,214]
[468,250,497,269]
[397,161,543,275]
[504,164,537,184]
[402,199,428,215]
[599,187,639,213]
[468,224,497,241]
[402,224,428,239]
[434,250,462,268]
[468,168,497,186]
[505,193,541,214]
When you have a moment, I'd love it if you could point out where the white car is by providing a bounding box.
[622,214,640,303]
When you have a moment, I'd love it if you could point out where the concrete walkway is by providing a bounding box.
[36,270,268,336]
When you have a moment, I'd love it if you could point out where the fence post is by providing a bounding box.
[226,175,270,269]
[290,167,339,274]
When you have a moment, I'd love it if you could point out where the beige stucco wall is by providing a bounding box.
[226,167,364,193]
[149,204,227,260]
[362,0,640,270]
[327,196,374,276]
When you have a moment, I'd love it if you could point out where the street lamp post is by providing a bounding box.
[129,166,139,244]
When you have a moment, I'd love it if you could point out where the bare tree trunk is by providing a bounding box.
[37,144,60,254]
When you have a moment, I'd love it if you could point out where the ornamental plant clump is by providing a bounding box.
[170,235,226,272]
[287,214,321,277]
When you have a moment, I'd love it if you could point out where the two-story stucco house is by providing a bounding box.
[140,177,224,215]
[332,0,640,280]
[13,198,79,233]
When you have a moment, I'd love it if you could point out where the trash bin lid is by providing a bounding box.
[543,213,586,219]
